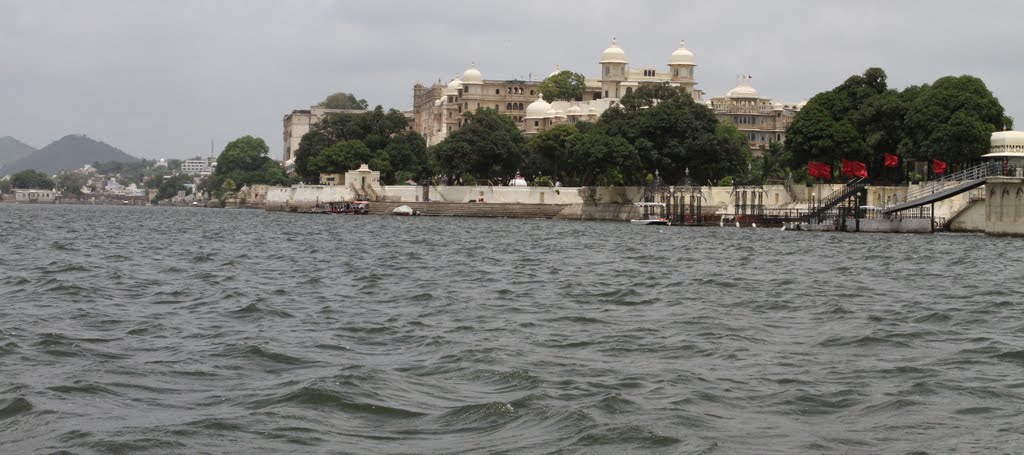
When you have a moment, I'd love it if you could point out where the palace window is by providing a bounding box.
[495,89,500,95]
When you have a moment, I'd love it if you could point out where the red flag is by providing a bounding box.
[841,159,868,179]
[808,161,832,179]
[884,153,899,168]
[933,159,947,175]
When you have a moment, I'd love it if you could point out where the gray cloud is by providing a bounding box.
[1,0,1021,159]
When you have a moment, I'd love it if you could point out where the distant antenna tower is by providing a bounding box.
[210,139,214,158]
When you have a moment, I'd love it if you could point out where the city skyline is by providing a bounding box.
[1,0,1021,159]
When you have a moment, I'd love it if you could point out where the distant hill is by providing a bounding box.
[1,134,137,175]
[0,136,37,170]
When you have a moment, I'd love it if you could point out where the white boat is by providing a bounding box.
[391,205,418,216]
[630,202,670,225]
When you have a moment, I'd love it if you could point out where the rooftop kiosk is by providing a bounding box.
[982,130,1024,177]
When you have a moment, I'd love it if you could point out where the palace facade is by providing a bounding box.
[706,76,804,152]
[413,38,702,146]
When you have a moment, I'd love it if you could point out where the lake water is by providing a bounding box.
[2,204,1024,454]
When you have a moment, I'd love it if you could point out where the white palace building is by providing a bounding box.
[283,38,806,163]
[411,38,804,152]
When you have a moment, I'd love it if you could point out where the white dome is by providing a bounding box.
[726,82,759,98]
[991,130,1024,147]
[434,98,442,107]
[600,38,628,64]
[444,78,463,95]
[462,64,483,84]
[548,65,562,78]
[796,100,808,109]
[525,95,552,118]
[670,40,695,65]
[568,104,582,115]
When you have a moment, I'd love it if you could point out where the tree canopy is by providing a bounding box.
[294,106,427,184]
[517,85,751,186]
[597,84,750,183]
[319,92,369,110]
[785,67,1011,178]
[10,169,54,190]
[539,71,586,102]
[203,135,289,197]
[55,171,90,195]
[433,108,525,183]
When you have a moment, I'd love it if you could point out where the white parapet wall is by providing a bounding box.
[261,183,807,212]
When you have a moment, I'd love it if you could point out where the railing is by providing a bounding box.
[805,178,866,223]
[900,162,1000,204]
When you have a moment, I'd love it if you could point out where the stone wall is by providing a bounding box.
[983,177,1024,235]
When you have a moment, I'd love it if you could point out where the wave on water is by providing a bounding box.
[2,205,1024,453]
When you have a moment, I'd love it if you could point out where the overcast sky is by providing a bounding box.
[1,1,1021,160]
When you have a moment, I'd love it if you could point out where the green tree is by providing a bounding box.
[294,106,411,183]
[10,169,54,190]
[0,178,11,194]
[600,84,746,183]
[784,103,870,168]
[384,131,433,184]
[539,71,586,102]
[524,123,578,183]
[432,108,525,182]
[785,68,1010,179]
[900,75,1010,165]
[153,174,191,203]
[564,128,641,186]
[205,135,289,197]
[310,140,373,175]
[319,92,369,110]
[755,141,790,183]
[55,171,90,195]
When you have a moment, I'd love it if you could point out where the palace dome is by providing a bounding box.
[548,65,562,78]
[726,81,759,98]
[462,64,483,84]
[670,40,695,65]
[525,95,552,118]
[567,104,582,115]
[991,130,1024,147]
[444,77,463,95]
[600,38,628,64]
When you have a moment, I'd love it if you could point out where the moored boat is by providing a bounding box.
[630,202,670,225]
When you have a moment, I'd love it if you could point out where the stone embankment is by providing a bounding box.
[368,201,643,221]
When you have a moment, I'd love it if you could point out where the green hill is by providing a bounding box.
[2,134,138,176]
[0,136,37,170]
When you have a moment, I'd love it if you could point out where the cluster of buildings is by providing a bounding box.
[280,37,808,164]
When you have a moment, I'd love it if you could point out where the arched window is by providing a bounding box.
[1016,188,1024,222]
[625,87,633,95]
[506,102,512,110]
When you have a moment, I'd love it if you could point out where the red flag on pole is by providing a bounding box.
[933,159,947,175]
[808,161,831,179]
[841,159,868,178]
[883,153,899,168]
